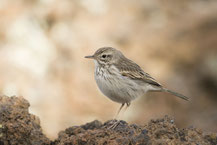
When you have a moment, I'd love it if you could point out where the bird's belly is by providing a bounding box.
[95,72,146,104]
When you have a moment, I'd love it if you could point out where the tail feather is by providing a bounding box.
[162,88,189,101]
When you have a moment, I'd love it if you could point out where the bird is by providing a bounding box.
[85,47,189,126]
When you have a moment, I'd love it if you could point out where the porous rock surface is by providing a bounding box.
[53,118,217,145]
[0,95,216,145]
[0,95,50,145]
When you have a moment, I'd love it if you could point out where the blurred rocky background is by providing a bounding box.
[0,0,216,139]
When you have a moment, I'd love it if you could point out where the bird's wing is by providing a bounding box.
[117,58,162,87]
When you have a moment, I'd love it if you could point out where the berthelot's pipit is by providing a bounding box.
[85,47,189,126]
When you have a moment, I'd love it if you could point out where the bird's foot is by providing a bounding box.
[103,119,120,129]
[108,120,120,129]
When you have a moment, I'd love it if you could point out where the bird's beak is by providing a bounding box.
[84,55,94,59]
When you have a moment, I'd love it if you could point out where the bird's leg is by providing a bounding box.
[114,103,125,120]
[124,102,131,113]
[120,102,131,119]
[108,103,131,129]
[108,103,125,129]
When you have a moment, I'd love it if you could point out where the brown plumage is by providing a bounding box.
[85,47,189,122]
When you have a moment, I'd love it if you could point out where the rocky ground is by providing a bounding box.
[0,96,216,145]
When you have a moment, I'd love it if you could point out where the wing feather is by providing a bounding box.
[116,57,162,87]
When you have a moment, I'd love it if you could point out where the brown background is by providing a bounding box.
[0,0,217,139]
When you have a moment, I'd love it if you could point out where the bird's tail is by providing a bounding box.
[161,88,189,101]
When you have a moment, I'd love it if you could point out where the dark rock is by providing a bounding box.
[204,134,217,145]
[141,129,148,134]
[0,96,216,145]
[0,95,50,145]
[130,133,150,145]
[81,120,102,130]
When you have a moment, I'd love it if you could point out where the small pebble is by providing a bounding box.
[170,120,174,124]
[142,129,148,134]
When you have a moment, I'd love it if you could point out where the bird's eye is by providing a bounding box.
[102,55,106,58]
